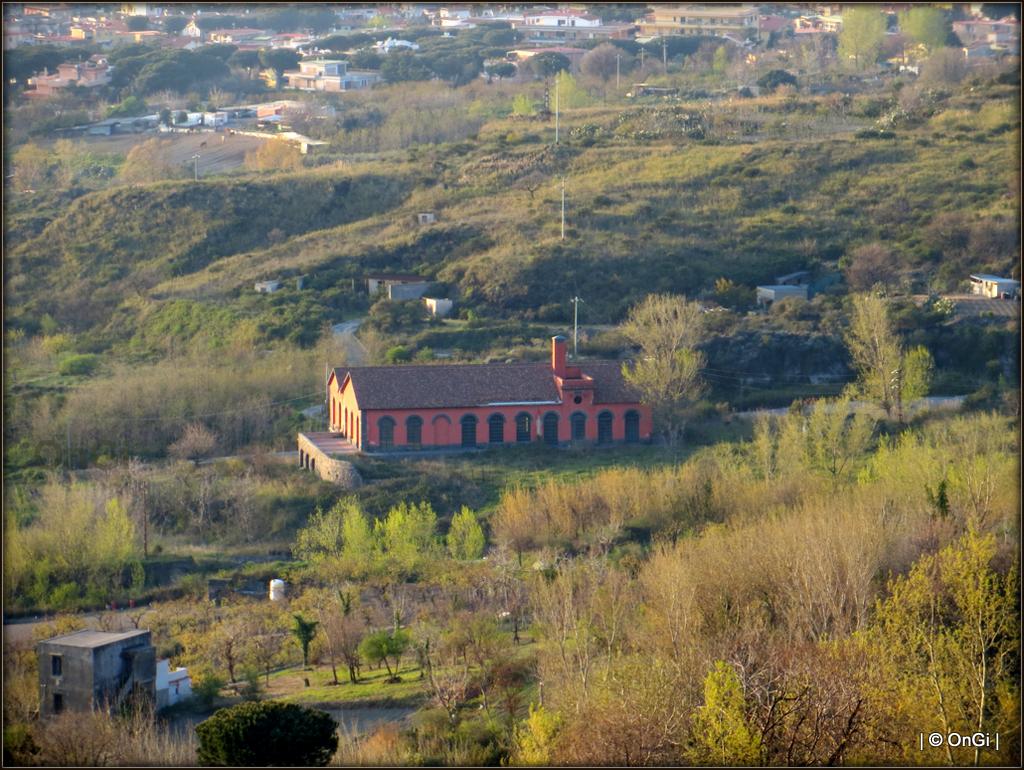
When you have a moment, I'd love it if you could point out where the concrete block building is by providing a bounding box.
[37,630,156,717]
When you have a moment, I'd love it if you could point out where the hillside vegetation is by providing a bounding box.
[5,77,1019,351]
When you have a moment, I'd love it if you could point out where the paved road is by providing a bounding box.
[332,319,367,365]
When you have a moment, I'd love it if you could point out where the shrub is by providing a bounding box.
[58,353,99,376]
[196,701,338,766]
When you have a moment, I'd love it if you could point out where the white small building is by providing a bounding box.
[756,284,808,307]
[202,111,227,128]
[255,280,282,293]
[969,274,1020,298]
[423,297,453,318]
[417,212,436,225]
[155,660,191,709]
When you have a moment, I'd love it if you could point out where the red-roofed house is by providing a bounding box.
[327,336,652,452]
[514,10,635,42]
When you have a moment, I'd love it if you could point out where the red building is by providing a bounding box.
[327,336,652,452]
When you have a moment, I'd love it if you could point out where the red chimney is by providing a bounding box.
[551,335,567,377]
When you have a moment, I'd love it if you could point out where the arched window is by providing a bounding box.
[488,414,505,444]
[515,412,532,443]
[571,412,587,441]
[597,411,614,444]
[378,416,395,449]
[460,415,478,447]
[406,416,423,448]
[543,412,559,446]
[625,410,640,443]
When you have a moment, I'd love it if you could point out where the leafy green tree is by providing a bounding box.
[12,143,52,189]
[162,16,188,35]
[621,294,707,447]
[512,93,536,116]
[867,530,1019,766]
[839,5,886,70]
[553,70,592,109]
[689,661,762,765]
[516,703,563,764]
[196,701,339,766]
[845,294,933,422]
[486,61,517,81]
[802,396,875,484]
[292,614,319,668]
[258,48,299,88]
[899,6,950,52]
[529,52,571,78]
[293,504,345,565]
[350,49,383,70]
[447,506,485,560]
[756,69,798,92]
[380,50,433,83]
[358,629,410,680]
[339,502,376,577]
[374,501,439,576]
[126,16,150,32]
[712,45,728,75]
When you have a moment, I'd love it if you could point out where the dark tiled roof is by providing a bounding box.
[334,360,640,410]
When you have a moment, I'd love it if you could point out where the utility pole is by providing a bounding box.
[66,418,71,471]
[560,177,565,240]
[570,296,584,359]
[639,46,645,77]
[616,52,620,90]
[191,153,200,181]
[554,76,559,145]
[662,38,668,71]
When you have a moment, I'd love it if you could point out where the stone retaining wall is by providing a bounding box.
[297,433,362,488]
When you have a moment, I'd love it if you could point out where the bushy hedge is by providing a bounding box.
[196,701,338,767]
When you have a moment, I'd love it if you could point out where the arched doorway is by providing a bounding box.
[543,412,559,446]
[406,416,423,448]
[378,416,395,449]
[597,411,614,444]
[625,410,640,443]
[515,412,532,443]
[488,414,505,444]
[570,412,587,441]
[461,415,478,447]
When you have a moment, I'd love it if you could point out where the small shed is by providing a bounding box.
[203,111,227,127]
[423,297,453,318]
[969,274,1020,299]
[37,630,156,717]
[417,212,437,225]
[756,284,808,307]
[389,282,430,301]
[255,280,282,293]
[366,273,427,296]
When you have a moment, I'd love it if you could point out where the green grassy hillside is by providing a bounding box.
[4,78,1019,352]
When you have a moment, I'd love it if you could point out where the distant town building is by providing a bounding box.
[155,660,191,709]
[373,36,419,54]
[969,274,1020,299]
[26,55,111,96]
[255,280,282,293]
[417,212,437,225]
[423,297,454,318]
[37,630,156,717]
[953,16,1020,55]
[638,4,761,41]
[366,273,429,297]
[756,284,809,307]
[283,59,380,92]
[513,10,635,42]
